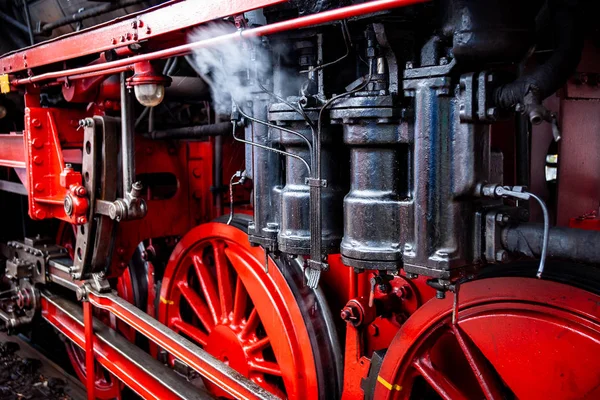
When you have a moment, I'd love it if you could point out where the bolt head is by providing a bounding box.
[495,250,509,263]
[64,196,73,216]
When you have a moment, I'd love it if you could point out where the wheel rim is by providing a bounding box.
[57,223,135,400]
[158,222,337,399]
[374,277,600,400]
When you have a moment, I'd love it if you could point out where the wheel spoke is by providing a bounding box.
[241,308,259,339]
[451,324,505,400]
[245,337,270,354]
[172,318,209,347]
[192,254,221,325]
[177,281,215,332]
[213,240,234,321]
[232,276,248,326]
[413,356,469,400]
[250,360,282,377]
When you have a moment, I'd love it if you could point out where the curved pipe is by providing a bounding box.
[493,0,583,117]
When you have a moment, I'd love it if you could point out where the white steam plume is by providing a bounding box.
[187,22,271,114]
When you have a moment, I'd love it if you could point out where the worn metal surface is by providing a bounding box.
[401,66,491,278]
[247,92,282,251]
[331,95,406,270]
[270,103,344,255]
[502,223,600,264]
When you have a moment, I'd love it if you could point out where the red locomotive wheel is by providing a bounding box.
[158,219,341,399]
[374,277,600,400]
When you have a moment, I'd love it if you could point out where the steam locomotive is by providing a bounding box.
[0,0,598,398]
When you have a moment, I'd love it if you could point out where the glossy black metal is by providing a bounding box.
[269,102,344,255]
[503,223,600,265]
[401,62,491,279]
[332,94,408,270]
[441,0,538,64]
[144,122,231,140]
[247,92,283,252]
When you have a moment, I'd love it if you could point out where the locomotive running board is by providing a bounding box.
[42,288,280,400]
[41,290,213,400]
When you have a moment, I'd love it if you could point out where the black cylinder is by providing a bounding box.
[503,223,600,265]
[247,94,283,251]
[269,103,344,255]
[331,95,406,270]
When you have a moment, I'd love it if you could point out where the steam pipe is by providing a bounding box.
[120,72,135,195]
[503,223,600,265]
[213,115,224,216]
[12,0,429,86]
[144,122,232,140]
[493,0,583,116]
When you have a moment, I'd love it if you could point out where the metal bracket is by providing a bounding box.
[305,177,327,187]
[72,116,119,279]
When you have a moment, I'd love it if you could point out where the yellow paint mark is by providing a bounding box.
[160,297,174,305]
[0,75,9,94]
[377,375,402,391]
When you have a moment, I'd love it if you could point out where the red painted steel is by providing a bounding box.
[23,107,89,223]
[83,301,96,400]
[41,296,184,400]
[10,0,429,87]
[87,289,280,400]
[374,278,600,399]
[157,222,320,399]
[0,134,26,169]
[0,0,286,74]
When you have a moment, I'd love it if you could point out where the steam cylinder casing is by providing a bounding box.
[246,93,283,252]
[401,66,492,279]
[269,102,345,255]
[331,95,410,271]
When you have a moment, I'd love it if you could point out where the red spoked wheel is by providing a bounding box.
[157,218,341,399]
[57,223,137,400]
[374,277,600,400]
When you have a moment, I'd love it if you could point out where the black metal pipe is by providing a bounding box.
[21,0,34,45]
[494,0,583,111]
[213,115,224,216]
[503,223,600,265]
[144,122,232,140]
[0,9,29,35]
[36,0,146,35]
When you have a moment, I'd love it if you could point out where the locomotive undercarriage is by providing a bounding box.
[0,0,599,399]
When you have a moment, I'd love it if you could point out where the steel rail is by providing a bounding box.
[87,289,280,400]
[12,0,428,87]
